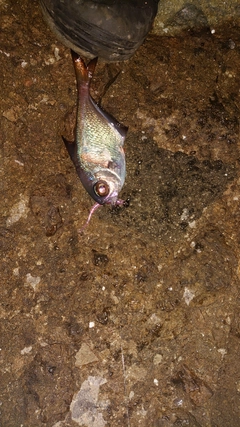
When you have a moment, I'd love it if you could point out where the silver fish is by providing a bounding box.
[63,50,128,229]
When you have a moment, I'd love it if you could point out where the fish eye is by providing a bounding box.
[93,181,110,198]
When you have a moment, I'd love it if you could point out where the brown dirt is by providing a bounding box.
[1,1,240,426]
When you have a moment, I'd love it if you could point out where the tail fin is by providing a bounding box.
[71,50,98,86]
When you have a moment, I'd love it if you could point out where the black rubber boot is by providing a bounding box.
[40,0,159,61]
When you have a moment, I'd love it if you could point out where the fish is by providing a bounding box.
[63,50,128,231]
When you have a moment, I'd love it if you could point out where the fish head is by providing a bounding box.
[80,167,124,206]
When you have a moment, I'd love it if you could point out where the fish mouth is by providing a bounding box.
[105,192,125,207]
[105,191,119,205]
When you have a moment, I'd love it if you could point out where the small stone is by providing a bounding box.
[21,346,32,355]
[6,195,29,227]
[183,287,195,305]
[3,106,21,122]
[129,391,134,400]
[126,364,147,381]
[75,343,99,367]
[89,321,95,329]
[25,273,41,291]
[217,348,227,358]
[153,354,163,365]
[13,267,20,276]
[70,376,108,426]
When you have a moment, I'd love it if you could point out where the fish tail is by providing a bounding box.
[71,50,98,86]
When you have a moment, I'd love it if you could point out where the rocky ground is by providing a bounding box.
[1,1,240,426]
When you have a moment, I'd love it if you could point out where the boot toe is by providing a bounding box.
[40,0,159,61]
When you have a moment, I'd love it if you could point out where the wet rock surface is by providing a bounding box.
[1,1,240,426]
[153,0,240,36]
